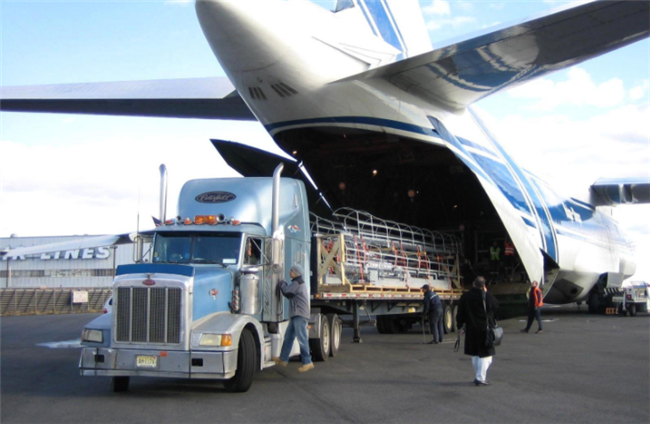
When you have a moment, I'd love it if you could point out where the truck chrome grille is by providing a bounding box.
[115,287,182,344]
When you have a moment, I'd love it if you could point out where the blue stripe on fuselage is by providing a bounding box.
[380,0,408,57]
[265,116,436,136]
[471,154,531,215]
[468,108,558,261]
[458,137,499,158]
[356,0,379,37]
[427,116,492,182]
[359,0,404,57]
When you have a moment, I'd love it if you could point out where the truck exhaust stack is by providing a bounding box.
[272,163,284,274]
[159,164,168,224]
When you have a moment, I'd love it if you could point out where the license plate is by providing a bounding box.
[136,355,158,368]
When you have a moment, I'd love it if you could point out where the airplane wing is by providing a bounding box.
[2,233,149,259]
[0,77,256,120]
[338,0,649,110]
[590,177,650,206]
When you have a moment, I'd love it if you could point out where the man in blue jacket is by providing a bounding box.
[272,264,314,372]
[422,284,444,344]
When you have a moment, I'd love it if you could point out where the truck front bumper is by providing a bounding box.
[79,347,238,380]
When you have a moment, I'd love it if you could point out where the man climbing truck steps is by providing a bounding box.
[78,165,464,393]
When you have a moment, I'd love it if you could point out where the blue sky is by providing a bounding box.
[1,0,649,281]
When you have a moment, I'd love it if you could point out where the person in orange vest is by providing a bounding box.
[521,281,544,333]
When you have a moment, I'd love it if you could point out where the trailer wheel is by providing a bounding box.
[327,313,341,357]
[383,317,397,334]
[310,317,330,362]
[224,328,256,393]
[378,315,397,334]
[376,315,387,334]
[451,304,458,332]
[397,319,409,333]
[588,292,600,314]
[111,376,130,393]
[443,304,453,334]
[628,304,637,317]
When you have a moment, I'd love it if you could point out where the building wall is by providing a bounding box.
[0,235,147,288]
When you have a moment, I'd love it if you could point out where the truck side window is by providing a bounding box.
[245,238,262,265]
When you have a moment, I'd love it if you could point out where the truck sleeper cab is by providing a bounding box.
[80,174,324,393]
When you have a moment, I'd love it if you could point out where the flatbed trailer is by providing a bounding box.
[309,209,465,341]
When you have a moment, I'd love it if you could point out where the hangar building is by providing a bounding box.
[0,235,142,288]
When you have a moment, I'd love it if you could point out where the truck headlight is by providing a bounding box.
[199,333,232,347]
[81,329,103,343]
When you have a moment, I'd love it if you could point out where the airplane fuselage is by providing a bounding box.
[195,0,636,304]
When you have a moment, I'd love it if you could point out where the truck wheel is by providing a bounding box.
[451,304,458,332]
[618,304,627,316]
[224,328,256,393]
[111,376,130,392]
[388,317,400,334]
[327,313,341,357]
[588,292,600,314]
[378,315,397,334]
[629,304,637,317]
[309,317,330,362]
[443,304,453,334]
[376,315,387,334]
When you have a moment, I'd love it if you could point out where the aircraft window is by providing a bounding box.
[153,232,242,265]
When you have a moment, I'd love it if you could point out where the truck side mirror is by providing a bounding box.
[241,267,260,275]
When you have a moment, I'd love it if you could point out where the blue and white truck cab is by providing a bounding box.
[79,165,322,392]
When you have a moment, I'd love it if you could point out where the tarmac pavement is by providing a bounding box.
[1,305,648,424]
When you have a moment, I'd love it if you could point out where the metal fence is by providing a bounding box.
[0,288,112,316]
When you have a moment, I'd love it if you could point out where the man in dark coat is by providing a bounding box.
[456,276,499,386]
[422,284,444,344]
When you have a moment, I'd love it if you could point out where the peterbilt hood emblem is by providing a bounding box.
[143,279,156,286]
[195,191,236,203]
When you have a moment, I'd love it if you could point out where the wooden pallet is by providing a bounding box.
[320,283,432,294]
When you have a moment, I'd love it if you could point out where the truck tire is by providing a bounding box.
[223,328,256,393]
[384,316,397,334]
[618,304,627,316]
[451,304,458,332]
[588,292,600,314]
[111,376,130,392]
[377,315,397,334]
[310,317,330,362]
[629,304,637,317]
[327,313,341,357]
[376,315,387,334]
[443,304,453,334]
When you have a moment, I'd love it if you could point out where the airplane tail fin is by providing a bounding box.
[350,0,432,59]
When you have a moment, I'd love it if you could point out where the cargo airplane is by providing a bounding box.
[2,0,649,307]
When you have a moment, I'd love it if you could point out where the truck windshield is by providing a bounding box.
[152,232,242,265]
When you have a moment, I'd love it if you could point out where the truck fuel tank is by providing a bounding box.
[240,268,261,315]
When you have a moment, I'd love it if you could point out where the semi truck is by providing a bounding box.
[79,165,464,392]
